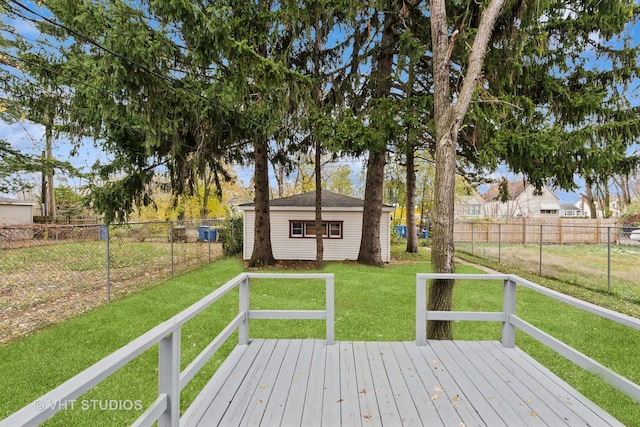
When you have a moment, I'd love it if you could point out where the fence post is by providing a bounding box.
[502,278,516,348]
[498,222,502,264]
[158,329,180,427]
[170,222,175,278]
[471,222,475,255]
[607,227,611,294]
[539,224,543,276]
[105,225,111,304]
[239,276,250,345]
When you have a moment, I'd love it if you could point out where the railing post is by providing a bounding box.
[326,275,335,344]
[239,276,250,345]
[539,224,543,276]
[416,275,427,346]
[158,329,180,427]
[502,278,516,348]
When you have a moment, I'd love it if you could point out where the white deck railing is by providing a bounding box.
[416,273,640,404]
[0,273,334,427]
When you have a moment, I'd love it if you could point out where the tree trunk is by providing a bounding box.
[358,148,386,265]
[603,183,611,218]
[313,9,324,268]
[427,131,457,339]
[249,0,276,267]
[405,56,418,254]
[428,0,507,339]
[357,1,399,266]
[315,143,323,267]
[201,174,211,219]
[585,181,597,219]
[249,137,276,266]
[406,143,418,253]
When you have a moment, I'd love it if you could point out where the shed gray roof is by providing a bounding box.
[240,190,391,208]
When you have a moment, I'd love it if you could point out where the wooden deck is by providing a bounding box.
[181,339,623,427]
[4,273,638,427]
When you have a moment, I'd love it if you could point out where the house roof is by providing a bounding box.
[0,197,36,206]
[482,180,527,202]
[560,203,581,211]
[239,190,393,209]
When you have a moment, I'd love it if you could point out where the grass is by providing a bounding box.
[456,242,640,304]
[0,240,221,343]
[1,248,639,426]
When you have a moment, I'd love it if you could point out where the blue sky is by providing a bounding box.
[1,2,639,204]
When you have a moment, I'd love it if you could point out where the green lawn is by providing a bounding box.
[1,250,639,426]
[456,242,640,305]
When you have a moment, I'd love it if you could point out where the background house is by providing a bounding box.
[482,180,561,219]
[455,188,485,219]
[0,197,36,225]
[560,203,585,217]
[239,190,394,262]
[575,195,624,219]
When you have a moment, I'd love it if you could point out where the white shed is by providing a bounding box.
[239,190,394,262]
[0,197,35,225]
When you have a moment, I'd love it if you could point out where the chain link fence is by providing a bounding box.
[0,220,224,343]
[454,220,640,303]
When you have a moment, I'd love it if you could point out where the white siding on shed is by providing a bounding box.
[242,207,391,262]
[0,202,34,225]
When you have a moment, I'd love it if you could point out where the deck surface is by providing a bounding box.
[181,339,623,427]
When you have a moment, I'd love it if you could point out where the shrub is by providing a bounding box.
[219,215,243,256]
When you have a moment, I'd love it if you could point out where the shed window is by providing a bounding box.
[290,221,343,239]
[291,222,303,236]
[329,223,342,238]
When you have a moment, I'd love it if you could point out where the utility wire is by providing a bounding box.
[1,79,253,154]
[4,0,254,124]
[1,51,118,99]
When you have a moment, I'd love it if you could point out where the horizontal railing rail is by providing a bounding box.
[416,273,640,404]
[0,272,334,427]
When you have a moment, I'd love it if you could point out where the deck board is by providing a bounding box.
[278,339,314,426]
[181,339,625,427]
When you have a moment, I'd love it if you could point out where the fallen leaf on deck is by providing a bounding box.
[452,395,460,402]
[337,399,343,403]
[431,394,439,400]
[434,386,442,392]
[360,389,367,395]
[530,411,537,417]
[257,399,263,404]
[363,413,372,419]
